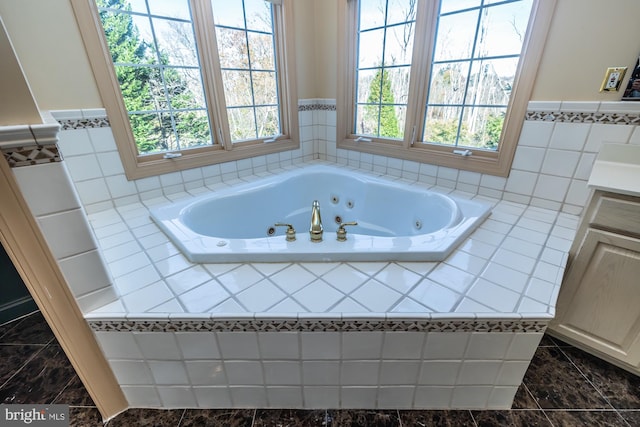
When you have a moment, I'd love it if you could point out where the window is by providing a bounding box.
[337,0,555,176]
[72,0,298,179]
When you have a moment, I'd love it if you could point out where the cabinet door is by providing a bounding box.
[552,228,640,367]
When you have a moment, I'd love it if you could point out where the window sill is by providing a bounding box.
[337,139,510,177]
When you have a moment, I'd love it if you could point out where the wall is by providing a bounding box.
[0,17,41,125]
[0,0,101,110]
[2,0,640,110]
[532,0,640,100]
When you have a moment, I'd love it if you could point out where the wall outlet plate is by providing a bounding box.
[600,67,628,92]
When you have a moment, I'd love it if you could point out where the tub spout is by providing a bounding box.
[309,200,323,242]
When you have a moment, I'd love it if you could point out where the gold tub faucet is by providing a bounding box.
[309,200,323,242]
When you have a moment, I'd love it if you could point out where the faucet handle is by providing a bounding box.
[274,223,296,241]
[336,221,358,242]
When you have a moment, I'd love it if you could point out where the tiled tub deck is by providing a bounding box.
[84,163,578,410]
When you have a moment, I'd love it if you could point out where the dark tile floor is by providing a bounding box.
[2,312,640,426]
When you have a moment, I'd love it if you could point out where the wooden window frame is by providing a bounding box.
[337,0,556,177]
[71,0,299,180]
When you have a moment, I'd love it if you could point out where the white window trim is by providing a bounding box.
[337,0,556,177]
[71,0,299,180]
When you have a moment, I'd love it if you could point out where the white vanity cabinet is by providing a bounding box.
[549,189,640,374]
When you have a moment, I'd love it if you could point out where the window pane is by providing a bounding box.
[433,9,478,62]
[164,68,207,110]
[385,66,411,107]
[466,58,518,106]
[129,113,163,153]
[386,0,417,27]
[174,110,212,148]
[228,107,257,141]
[459,106,506,150]
[255,106,280,138]
[475,1,533,58]
[213,0,280,143]
[358,28,385,69]
[356,69,378,104]
[221,70,253,107]
[115,65,163,111]
[356,104,380,136]
[100,11,157,65]
[97,0,214,154]
[384,23,414,66]
[423,0,533,149]
[248,32,275,70]
[439,0,481,14]
[354,0,414,140]
[357,69,403,139]
[216,28,250,69]
[427,62,469,106]
[244,0,272,33]
[252,71,278,106]
[424,106,464,145]
[156,112,178,151]
[211,0,245,28]
[359,0,386,30]
[147,0,191,20]
[152,18,199,67]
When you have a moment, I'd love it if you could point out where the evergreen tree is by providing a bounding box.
[97,0,158,152]
[97,0,211,153]
[366,69,400,138]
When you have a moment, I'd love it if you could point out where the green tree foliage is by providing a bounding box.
[424,119,469,145]
[478,112,504,150]
[366,69,400,138]
[97,0,210,153]
[97,0,158,152]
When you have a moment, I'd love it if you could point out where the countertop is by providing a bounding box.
[588,143,640,197]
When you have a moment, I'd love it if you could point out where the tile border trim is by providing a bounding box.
[298,103,337,112]
[54,109,640,131]
[59,117,111,130]
[54,103,337,130]
[88,318,548,333]
[525,110,640,125]
[2,144,62,167]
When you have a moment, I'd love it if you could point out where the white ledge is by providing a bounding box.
[0,111,60,149]
[589,143,640,197]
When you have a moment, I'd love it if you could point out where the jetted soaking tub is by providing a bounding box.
[150,164,492,263]
[88,162,569,410]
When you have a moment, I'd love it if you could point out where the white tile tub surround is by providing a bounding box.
[83,187,575,317]
[52,107,318,215]
[5,100,630,409]
[93,327,543,409]
[3,112,118,313]
[52,100,640,218]
[83,165,573,409]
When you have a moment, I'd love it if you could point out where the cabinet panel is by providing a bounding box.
[553,228,640,367]
[589,195,640,236]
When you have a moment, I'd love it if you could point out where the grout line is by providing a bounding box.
[522,382,544,411]
[558,347,631,427]
[555,346,618,412]
[467,409,479,427]
[175,408,187,427]
[0,342,50,390]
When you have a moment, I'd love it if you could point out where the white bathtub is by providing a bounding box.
[87,163,572,410]
[150,164,491,263]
